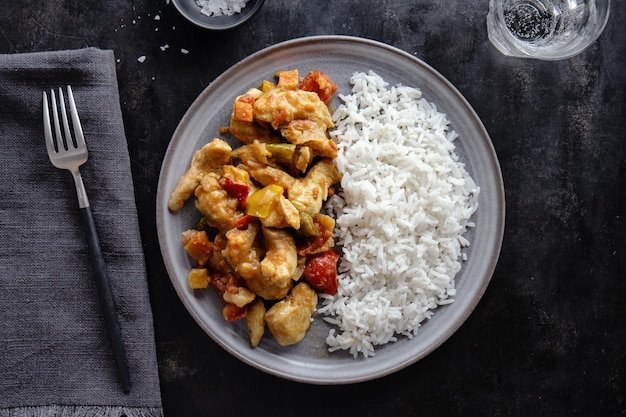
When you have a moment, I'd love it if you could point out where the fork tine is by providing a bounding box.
[58,87,75,149]
[49,89,67,152]
[42,91,57,155]
[67,86,86,149]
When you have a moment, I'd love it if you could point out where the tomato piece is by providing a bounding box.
[299,70,338,104]
[219,177,249,209]
[235,214,254,230]
[223,303,247,322]
[304,249,340,295]
[237,94,256,105]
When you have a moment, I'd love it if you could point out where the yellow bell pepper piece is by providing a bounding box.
[246,184,284,219]
[188,268,210,289]
[260,79,276,93]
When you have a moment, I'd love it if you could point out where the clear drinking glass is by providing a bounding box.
[487,0,610,60]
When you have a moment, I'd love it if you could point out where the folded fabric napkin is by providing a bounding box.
[0,48,163,416]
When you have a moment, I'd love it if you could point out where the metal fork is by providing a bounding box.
[43,86,131,394]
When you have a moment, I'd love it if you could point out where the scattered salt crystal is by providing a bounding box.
[154,15,161,20]
[180,48,189,54]
[137,55,146,63]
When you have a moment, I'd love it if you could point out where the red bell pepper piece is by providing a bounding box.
[219,177,249,209]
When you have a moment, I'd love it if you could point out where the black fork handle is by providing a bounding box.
[79,206,131,394]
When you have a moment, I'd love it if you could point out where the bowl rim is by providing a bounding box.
[171,0,265,30]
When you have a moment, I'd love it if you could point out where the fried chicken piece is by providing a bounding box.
[168,139,232,211]
[247,164,295,189]
[245,273,292,301]
[260,226,298,285]
[288,158,342,215]
[242,226,297,300]
[238,154,341,216]
[222,222,264,280]
[234,142,295,188]
[246,298,266,347]
[229,118,280,144]
[292,145,312,173]
[232,142,274,172]
[194,171,244,232]
[223,286,256,308]
[264,282,318,346]
[280,119,338,159]
[229,88,281,144]
[207,232,234,274]
[253,89,334,130]
[260,195,301,230]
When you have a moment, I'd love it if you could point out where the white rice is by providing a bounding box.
[320,71,480,358]
[195,0,249,17]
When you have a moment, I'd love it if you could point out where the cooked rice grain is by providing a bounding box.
[320,71,479,358]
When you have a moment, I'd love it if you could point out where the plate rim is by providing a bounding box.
[156,35,505,384]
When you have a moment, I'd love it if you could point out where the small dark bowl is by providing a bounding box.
[171,0,264,30]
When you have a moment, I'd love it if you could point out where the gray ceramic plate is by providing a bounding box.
[156,35,505,384]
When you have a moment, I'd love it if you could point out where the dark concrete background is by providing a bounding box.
[1,1,624,416]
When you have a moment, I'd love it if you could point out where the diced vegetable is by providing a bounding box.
[183,230,212,265]
[297,214,334,256]
[304,250,340,294]
[233,93,256,122]
[266,143,296,162]
[259,79,275,93]
[245,184,284,218]
[188,268,210,289]
[235,214,254,230]
[223,303,247,322]
[276,69,299,89]
[299,70,338,104]
[298,212,320,237]
[219,176,250,208]
[233,100,254,122]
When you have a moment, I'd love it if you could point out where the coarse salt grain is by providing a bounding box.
[195,0,250,17]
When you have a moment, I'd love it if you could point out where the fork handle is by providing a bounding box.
[80,207,132,394]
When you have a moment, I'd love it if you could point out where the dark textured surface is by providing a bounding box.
[1,0,624,416]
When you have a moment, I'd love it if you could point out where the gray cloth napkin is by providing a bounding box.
[0,48,163,416]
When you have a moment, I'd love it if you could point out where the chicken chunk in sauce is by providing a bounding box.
[168,139,232,211]
[264,282,318,346]
[170,69,341,348]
